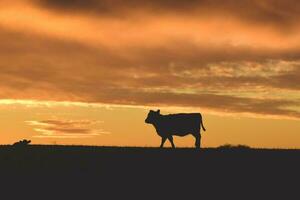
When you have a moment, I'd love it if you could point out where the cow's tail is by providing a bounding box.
[200,115,206,131]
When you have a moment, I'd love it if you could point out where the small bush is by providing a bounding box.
[13,139,31,147]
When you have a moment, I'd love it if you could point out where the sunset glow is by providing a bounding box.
[1,0,300,148]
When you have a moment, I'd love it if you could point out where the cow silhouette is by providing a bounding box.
[145,110,206,149]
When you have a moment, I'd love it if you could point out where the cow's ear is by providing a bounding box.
[157,109,160,114]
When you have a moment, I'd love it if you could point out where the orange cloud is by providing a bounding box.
[26,119,109,138]
[0,0,299,119]
[1,1,300,49]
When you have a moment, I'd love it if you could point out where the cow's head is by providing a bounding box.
[145,109,160,124]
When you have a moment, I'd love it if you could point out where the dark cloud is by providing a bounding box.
[44,127,90,134]
[40,120,95,127]
[5,36,295,92]
[35,0,300,28]
[0,15,299,119]
[270,66,300,90]
[78,89,300,119]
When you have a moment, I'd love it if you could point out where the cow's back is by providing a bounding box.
[160,113,201,136]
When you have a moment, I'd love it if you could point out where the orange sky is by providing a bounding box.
[0,0,300,148]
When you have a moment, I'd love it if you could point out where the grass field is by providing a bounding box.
[0,145,299,198]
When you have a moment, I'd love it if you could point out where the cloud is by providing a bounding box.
[26,119,109,138]
[0,1,299,119]
[35,0,300,26]
[95,90,300,119]
[0,28,299,119]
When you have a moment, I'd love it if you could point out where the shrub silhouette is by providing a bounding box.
[13,139,31,147]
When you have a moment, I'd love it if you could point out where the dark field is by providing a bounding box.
[0,145,299,198]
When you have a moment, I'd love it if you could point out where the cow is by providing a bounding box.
[145,109,206,149]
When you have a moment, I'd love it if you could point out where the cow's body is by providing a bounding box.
[145,110,206,149]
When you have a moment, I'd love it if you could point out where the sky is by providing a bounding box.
[0,0,300,148]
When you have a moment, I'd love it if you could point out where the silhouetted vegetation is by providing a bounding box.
[12,139,31,147]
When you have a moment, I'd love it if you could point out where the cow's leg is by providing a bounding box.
[168,136,175,148]
[160,137,167,148]
[194,134,201,149]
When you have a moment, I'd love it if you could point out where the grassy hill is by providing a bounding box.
[0,145,299,198]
